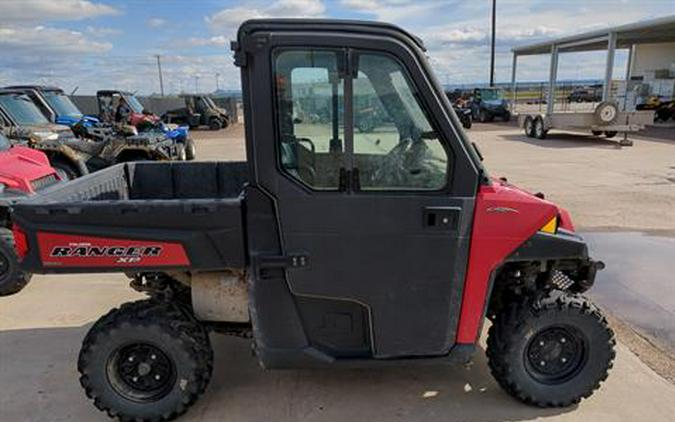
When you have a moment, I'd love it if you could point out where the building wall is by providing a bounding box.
[630,42,675,78]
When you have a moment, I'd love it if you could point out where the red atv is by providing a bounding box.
[0,132,60,295]
[11,20,614,421]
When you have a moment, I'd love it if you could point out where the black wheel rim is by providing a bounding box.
[0,251,9,278]
[525,326,587,384]
[107,343,176,402]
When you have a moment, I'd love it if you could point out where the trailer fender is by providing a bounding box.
[191,270,249,323]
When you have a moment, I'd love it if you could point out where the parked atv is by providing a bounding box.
[11,19,615,422]
[470,87,511,122]
[637,96,675,122]
[0,89,185,180]
[0,132,60,296]
[162,94,230,130]
[97,90,196,160]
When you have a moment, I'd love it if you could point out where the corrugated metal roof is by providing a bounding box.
[512,15,675,56]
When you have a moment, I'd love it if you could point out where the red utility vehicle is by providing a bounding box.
[0,132,60,295]
[11,20,614,421]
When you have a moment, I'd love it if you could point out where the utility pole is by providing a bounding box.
[195,75,200,94]
[215,73,220,91]
[155,55,165,96]
[489,0,496,87]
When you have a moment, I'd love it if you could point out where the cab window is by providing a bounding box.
[274,49,344,190]
[352,53,450,191]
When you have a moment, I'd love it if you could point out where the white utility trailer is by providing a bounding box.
[511,16,675,145]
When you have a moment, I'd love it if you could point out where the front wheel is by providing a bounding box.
[209,118,222,131]
[51,159,80,181]
[184,138,197,161]
[487,292,615,407]
[78,300,213,422]
[0,229,32,296]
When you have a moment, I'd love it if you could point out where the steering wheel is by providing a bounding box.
[371,137,415,186]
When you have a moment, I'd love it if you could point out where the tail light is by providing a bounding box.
[11,224,28,260]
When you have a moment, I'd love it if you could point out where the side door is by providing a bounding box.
[243,30,480,359]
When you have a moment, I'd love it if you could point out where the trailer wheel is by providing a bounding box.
[604,131,617,139]
[0,229,32,296]
[523,116,535,137]
[533,116,547,139]
[487,292,615,407]
[79,299,213,422]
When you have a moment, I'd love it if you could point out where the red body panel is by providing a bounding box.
[0,146,58,193]
[36,233,190,268]
[455,181,559,344]
[129,112,160,128]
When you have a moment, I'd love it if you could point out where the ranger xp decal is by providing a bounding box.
[37,233,190,267]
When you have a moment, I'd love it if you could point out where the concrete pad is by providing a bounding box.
[1,274,674,422]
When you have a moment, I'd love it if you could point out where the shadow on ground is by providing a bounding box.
[499,132,626,149]
[0,324,575,422]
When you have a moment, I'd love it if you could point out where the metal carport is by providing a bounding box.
[512,15,675,115]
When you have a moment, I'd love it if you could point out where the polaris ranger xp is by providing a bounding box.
[11,20,614,422]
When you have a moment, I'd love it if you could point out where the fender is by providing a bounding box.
[455,181,558,344]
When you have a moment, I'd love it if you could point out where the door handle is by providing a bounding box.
[423,207,460,230]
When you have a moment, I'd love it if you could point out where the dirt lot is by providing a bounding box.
[1,123,675,421]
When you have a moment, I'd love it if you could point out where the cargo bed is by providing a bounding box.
[12,161,248,273]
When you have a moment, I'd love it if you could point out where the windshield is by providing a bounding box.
[0,133,10,151]
[480,89,504,101]
[0,94,50,125]
[123,95,145,113]
[43,90,82,117]
[204,97,217,108]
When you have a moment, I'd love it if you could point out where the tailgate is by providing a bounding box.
[12,162,247,273]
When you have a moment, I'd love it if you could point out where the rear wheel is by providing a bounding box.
[604,131,617,139]
[502,111,511,122]
[79,299,213,422]
[591,130,603,137]
[487,292,615,407]
[0,229,32,296]
[533,116,547,139]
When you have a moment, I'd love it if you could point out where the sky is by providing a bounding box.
[0,0,673,95]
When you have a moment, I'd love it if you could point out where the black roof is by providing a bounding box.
[236,18,426,51]
[97,90,133,96]
[0,88,30,96]
[3,85,63,93]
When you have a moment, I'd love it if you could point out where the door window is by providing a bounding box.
[274,49,345,190]
[352,53,450,191]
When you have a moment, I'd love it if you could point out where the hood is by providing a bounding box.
[484,99,506,108]
[490,177,575,231]
[0,146,58,194]
[21,123,72,140]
